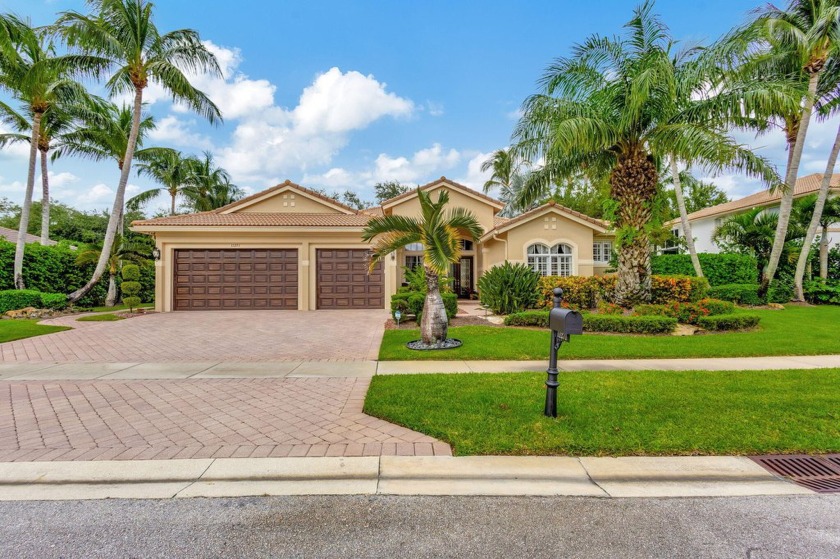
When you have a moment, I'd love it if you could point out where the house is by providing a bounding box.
[0,226,57,246]
[131,177,615,312]
[671,173,840,253]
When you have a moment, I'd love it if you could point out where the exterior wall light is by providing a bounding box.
[152,247,161,261]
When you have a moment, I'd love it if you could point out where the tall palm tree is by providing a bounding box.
[794,194,840,282]
[362,189,483,345]
[0,15,91,288]
[180,151,241,212]
[128,148,192,215]
[75,233,150,307]
[735,0,840,296]
[57,0,222,303]
[512,2,785,304]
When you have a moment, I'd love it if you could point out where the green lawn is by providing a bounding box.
[76,313,124,322]
[0,319,70,343]
[379,305,840,360]
[82,303,153,313]
[365,369,840,456]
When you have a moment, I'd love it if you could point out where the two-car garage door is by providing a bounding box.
[173,248,383,311]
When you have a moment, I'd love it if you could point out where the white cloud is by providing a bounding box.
[148,116,214,150]
[218,67,415,183]
[302,167,355,189]
[372,143,461,183]
[75,183,114,206]
[0,125,31,161]
[425,101,444,117]
[457,151,494,191]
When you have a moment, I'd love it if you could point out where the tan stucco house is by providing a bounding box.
[132,177,614,312]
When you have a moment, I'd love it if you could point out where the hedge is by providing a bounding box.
[390,290,457,322]
[707,284,763,306]
[633,298,735,324]
[536,274,708,309]
[0,240,154,306]
[696,314,761,331]
[651,253,758,286]
[0,289,69,313]
[504,310,677,334]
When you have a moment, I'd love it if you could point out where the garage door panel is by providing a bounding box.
[174,249,298,311]
[316,249,383,310]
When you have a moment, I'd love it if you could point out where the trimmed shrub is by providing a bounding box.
[767,274,793,304]
[697,314,761,331]
[804,279,840,305]
[504,310,676,334]
[651,253,758,285]
[0,289,68,313]
[478,262,540,314]
[537,274,701,309]
[120,264,142,311]
[696,298,736,315]
[707,284,763,306]
[649,275,709,304]
[39,293,69,310]
[597,301,623,315]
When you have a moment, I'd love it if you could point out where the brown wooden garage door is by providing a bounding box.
[316,249,383,309]
[174,249,298,311]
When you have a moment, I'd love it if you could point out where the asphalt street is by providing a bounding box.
[0,494,837,558]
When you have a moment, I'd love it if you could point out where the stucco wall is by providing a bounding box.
[234,191,344,214]
[498,211,598,276]
[388,185,498,234]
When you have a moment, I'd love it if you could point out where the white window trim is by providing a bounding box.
[593,241,612,264]
[524,239,577,276]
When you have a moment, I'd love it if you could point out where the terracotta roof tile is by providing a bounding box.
[214,180,359,214]
[681,173,840,222]
[380,176,505,209]
[132,212,373,228]
[493,215,510,227]
[0,226,56,245]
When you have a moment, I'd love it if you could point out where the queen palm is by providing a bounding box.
[0,15,91,288]
[362,189,483,346]
[512,2,785,304]
[128,148,192,215]
[57,0,222,303]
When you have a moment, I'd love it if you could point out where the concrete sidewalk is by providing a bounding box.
[0,354,837,380]
[0,456,814,501]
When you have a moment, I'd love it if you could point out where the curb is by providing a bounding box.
[0,456,814,501]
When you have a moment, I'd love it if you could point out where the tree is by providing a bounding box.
[512,2,784,304]
[735,0,840,295]
[794,194,840,281]
[373,181,409,204]
[480,148,530,217]
[0,15,91,288]
[362,189,483,346]
[75,233,150,306]
[340,190,371,210]
[180,151,242,212]
[58,0,222,302]
[714,207,803,280]
[666,174,729,216]
[129,148,193,215]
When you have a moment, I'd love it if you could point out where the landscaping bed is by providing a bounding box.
[364,368,840,456]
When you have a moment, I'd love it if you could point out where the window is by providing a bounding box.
[593,241,612,264]
[459,239,474,251]
[405,255,423,270]
[527,243,573,276]
[405,242,424,251]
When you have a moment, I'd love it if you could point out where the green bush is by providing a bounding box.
[804,279,840,305]
[634,298,734,325]
[536,274,702,309]
[120,265,142,311]
[697,298,736,315]
[478,262,540,314]
[707,284,763,306]
[0,289,68,313]
[697,314,761,331]
[121,264,140,281]
[767,274,793,304]
[504,310,677,334]
[651,254,758,285]
[39,292,69,310]
[392,291,457,322]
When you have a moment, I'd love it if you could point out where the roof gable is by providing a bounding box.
[381,177,505,212]
[480,202,608,241]
[216,180,357,215]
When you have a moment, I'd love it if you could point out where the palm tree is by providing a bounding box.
[181,151,241,212]
[794,194,840,283]
[129,148,192,215]
[480,148,530,217]
[735,0,840,296]
[512,2,785,304]
[0,15,91,288]
[714,207,803,280]
[57,0,222,303]
[362,189,483,345]
[75,233,150,307]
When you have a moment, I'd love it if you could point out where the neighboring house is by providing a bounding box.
[671,173,840,253]
[0,226,57,246]
[132,177,615,312]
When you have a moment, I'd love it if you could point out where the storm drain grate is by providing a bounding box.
[752,454,840,493]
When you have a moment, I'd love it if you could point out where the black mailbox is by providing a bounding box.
[549,307,583,338]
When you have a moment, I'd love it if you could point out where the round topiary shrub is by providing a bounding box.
[120,264,142,311]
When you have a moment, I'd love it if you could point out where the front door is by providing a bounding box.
[450,256,473,298]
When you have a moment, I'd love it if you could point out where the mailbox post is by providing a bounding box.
[544,287,583,418]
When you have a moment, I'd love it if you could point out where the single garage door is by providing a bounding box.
[174,249,298,310]
[316,249,383,309]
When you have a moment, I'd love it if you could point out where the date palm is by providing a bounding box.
[362,189,483,345]
[0,15,91,288]
[57,0,222,303]
[512,2,786,304]
[129,148,192,215]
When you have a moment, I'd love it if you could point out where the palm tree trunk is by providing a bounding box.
[793,122,840,300]
[170,191,176,215]
[68,86,144,303]
[671,156,702,277]
[820,223,829,279]
[13,112,41,290]
[39,148,50,245]
[105,274,117,307]
[762,71,820,297]
[420,266,448,345]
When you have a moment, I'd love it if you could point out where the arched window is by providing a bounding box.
[527,243,572,276]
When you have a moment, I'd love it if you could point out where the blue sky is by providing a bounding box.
[1,0,838,213]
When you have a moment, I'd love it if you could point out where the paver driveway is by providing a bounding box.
[0,310,387,363]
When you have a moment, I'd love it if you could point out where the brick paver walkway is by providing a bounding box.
[0,310,386,362]
[0,378,450,461]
